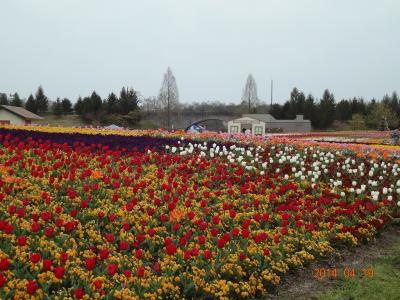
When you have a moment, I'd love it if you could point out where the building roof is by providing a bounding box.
[243,114,276,122]
[0,105,43,120]
[104,124,123,130]
[241,114,310,123]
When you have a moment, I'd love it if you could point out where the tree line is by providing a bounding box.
[74,87,141,127]
[1,70,399,130]
[269,88,399,129]
[0,86,55,114]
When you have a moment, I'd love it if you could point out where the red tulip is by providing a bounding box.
[70,209,78,218]
[99,249,109,260]
[107,264,118,276]
[31,222,40,233]
[273,234,280,244]
[0,257,10,271]
[60,252,68,263]
[105,233,115,243]
[148,228,156,236]
[54,265,65,279]
[17,208,25,218]
[166,244,177,255]
[41,211,52,222]
[109,213,116,222]
[135,249,143,259]
[191,248,199,257]
[184,250,191,260]
[45,227,54,237]
[137,266,145,278]
[55,218,63,228]
[281,227,288,235]
[217,238,226,248]
[153,262,160,273]
[210,228,218,237]
[0,274,6,288]
[93,279,102,289]
[8,204,16,214]
[122,223,130,231]
[65,221,75,232]
[123,270,132,278]
[85,257,97,271]
[30,253,41,264]
[26,280,38,295]
[42,259,52,271]
[241,229,250,238]
[119,240,129,251]
[75,288,84,299]
[203,250,212,260]
[211,215,220,225]
[17,235,27,246]
[232,227,240,236]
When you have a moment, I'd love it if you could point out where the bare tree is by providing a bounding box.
[158,67,179,130]
[241,74,259,113]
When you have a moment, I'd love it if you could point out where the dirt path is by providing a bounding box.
[267,225,400,300]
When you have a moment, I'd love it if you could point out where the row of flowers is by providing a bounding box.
[1,125,400,154]
[0,127,399,299]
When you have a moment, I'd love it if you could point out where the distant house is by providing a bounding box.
[0,105,43,125]
[227,114,311,135]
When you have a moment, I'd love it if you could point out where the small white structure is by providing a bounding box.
[227,114,311,135]
[104,124,123,130]
[0,105,43,125]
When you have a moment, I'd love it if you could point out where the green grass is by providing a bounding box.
[35,114,86,127]
[318,237,400,300]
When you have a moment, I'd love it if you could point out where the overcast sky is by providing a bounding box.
[0,0,399,104]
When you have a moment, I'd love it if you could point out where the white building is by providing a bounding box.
[227,114,311,135]
[0,105,43,125]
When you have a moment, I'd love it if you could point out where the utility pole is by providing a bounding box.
[270,80,273,107]
[269,80,273,113]
[167,84,170,131]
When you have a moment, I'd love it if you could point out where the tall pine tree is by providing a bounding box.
[61,98,72,114]
[25,94,37,113]
[10,93,23,107]
[35,86,48,113]
[317,89,336,128]
[0,93,8,105]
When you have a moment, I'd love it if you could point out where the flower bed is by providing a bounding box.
[0,127,399,299]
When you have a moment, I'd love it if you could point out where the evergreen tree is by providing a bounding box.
[10,93,23,107]
[317,89,336,128]
[61,98,72,114]
[336,99,352,120]
[52,98,63,116]
[118,87,139,114]
[350,97,366,115]
[282,102,293,119]
[90,91,103,114]
[105,92,118,113]
[35,86,48,113]
[304,94,318,126]
[0,93,8,105]
[390,91,399,117]
[288,87,306,116]
[74,97,84,115]
[25,94,37,113]
[270,104,283,119]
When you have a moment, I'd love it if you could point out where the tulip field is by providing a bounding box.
[0,125,399,299]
